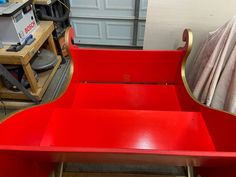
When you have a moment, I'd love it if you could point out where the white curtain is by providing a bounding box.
[188,16,236,114]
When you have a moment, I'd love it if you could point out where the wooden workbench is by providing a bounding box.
[0,21,61,101]
[34,0,57,5]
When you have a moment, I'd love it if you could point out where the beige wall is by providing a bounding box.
[144,0,236,68]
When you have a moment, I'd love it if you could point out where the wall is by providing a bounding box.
[143,0,236,70]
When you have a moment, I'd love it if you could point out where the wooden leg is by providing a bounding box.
[22,64,38,93]
[48,34,58,55]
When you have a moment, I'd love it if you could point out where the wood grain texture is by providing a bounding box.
[48,34,58,55]
[34,0,56,5]
[22,63,38,93]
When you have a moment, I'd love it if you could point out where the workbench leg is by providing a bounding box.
[48,34,58,56]
[22,64,38,94]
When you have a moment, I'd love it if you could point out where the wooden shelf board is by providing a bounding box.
[34,0,57,5]
[0,101,36,110]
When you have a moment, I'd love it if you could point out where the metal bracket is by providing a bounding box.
[187,166,195,177]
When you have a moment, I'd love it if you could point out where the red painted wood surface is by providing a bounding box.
[0,27,236,177]
[40,109,214,151]
[0,154,53,177]
[73,49,183,84]
[67,84,182,111]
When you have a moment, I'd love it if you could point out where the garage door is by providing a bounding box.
[70,0,147,47]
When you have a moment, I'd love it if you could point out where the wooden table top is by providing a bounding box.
[34,0,57,5]
[0,21,54,65]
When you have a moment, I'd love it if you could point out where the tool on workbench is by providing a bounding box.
[0,0,6,4]
[0,1,37,45]
[31,49,58,72]
[6,34,35,52]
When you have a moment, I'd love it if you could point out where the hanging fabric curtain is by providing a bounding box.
[188,16,236,114]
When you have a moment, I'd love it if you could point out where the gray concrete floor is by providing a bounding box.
[63,162,186,177]
[63,173,183,177]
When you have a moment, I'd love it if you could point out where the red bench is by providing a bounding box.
[0,28,235,177]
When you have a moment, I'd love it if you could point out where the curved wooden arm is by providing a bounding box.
[65,26,75,58]
[179,28,235,117]
[181,29,193,58]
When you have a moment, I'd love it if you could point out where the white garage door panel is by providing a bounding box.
[70,0,147,46]
[70,0,99,8]
[137,22,146,46]
[106,22,133,40]
[72,19,134,45]
[105,0,134,10]
[73,21,102,39]
[139,0,148,18]
[70,0,135,18]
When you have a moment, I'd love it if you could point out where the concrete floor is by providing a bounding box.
[63,173,184,177]
[63,164,187,177]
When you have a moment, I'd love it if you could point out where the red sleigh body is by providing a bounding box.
[0,28,235,177]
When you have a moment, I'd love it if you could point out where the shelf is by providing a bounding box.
[34,0,57,5]
[40,108,215,151]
